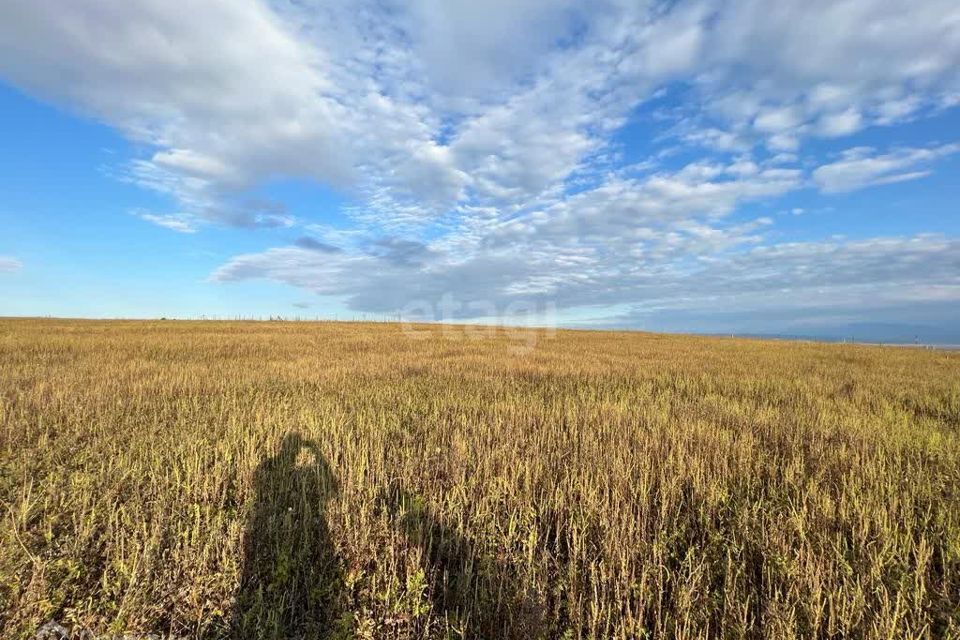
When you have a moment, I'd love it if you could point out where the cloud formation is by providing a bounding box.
[693,0,960,147]
[3,0,957,228]
[813,144,960,193]
[0,257,22,273]
[212,231,960,320]
[1,0,958,327]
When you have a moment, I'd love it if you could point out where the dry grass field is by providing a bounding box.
[1,318,959,639]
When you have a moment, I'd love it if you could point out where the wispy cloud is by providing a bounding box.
[813,144,960,193]
[137,212,198,234]
[211,231,960,321]
[0,257,23,273]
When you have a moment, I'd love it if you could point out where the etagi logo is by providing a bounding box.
[399,294,558,352]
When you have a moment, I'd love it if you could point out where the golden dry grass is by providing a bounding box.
[1,318,959,639]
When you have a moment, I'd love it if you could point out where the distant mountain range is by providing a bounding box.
[744,322,960,346]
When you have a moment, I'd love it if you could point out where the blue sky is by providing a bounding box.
[0,0,958,340]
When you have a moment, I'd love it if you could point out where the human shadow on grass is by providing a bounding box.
[379,486,554,639]
[233,433,345,639]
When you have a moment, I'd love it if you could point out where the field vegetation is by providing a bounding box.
[1,318,959,639]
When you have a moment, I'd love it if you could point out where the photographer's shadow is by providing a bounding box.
[234,433,343,639]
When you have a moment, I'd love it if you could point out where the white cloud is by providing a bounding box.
[1,0,958,230]
[753,106,804,134]
[817,109,863,137]
[0,0,465,227]
[211,158,803,315]
[0,257,22,273]
[813,144,960,193]
[398,0,583,99]
[500,161,801,249]
[697,0,960,146]
[670,235,960,309]
[1,0,959,327]
[211,228,960,322]
[136,212,198,234]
